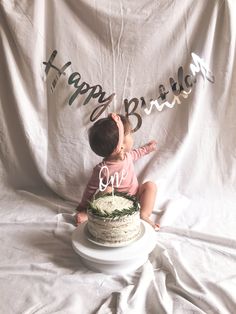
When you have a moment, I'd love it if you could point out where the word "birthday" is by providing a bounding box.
[144,52,215,115]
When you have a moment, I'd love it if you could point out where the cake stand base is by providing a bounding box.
[72,221,157,275]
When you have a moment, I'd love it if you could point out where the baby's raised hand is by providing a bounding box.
[146,140,157,151]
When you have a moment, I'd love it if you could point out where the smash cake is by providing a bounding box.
[86,193,141,246]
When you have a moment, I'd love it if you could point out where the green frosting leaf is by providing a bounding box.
[87,192,140,218]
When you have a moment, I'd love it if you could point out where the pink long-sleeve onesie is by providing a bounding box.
[78,144,154,211]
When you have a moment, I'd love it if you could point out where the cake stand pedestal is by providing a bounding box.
[72,221,157,275]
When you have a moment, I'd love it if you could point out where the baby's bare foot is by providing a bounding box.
[76,211,88,225]
[141,215,160,231]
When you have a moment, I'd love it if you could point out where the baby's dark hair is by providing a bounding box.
[89,114,131,157]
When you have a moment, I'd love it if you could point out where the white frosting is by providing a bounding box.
[92,195,133,214]
[87,195,141,245]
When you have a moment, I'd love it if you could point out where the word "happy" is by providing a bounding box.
[43,50,115,121]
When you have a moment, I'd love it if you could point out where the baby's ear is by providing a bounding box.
[119,148,125,160]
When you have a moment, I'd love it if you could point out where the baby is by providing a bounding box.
[76,113,159,230]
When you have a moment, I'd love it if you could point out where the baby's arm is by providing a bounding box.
[130,140,157,161]
[76,165,100,212]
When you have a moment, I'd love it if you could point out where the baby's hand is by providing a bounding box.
[103,186,113,194]
[76,211,88,225]
[146,140,157,151]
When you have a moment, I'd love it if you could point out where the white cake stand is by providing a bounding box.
[72,220,157,275]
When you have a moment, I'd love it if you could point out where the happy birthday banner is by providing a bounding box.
[43,51,214,132]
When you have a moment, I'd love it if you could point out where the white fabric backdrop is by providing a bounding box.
[0,0,236,313]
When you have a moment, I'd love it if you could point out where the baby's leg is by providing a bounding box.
[138,181,159,231]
